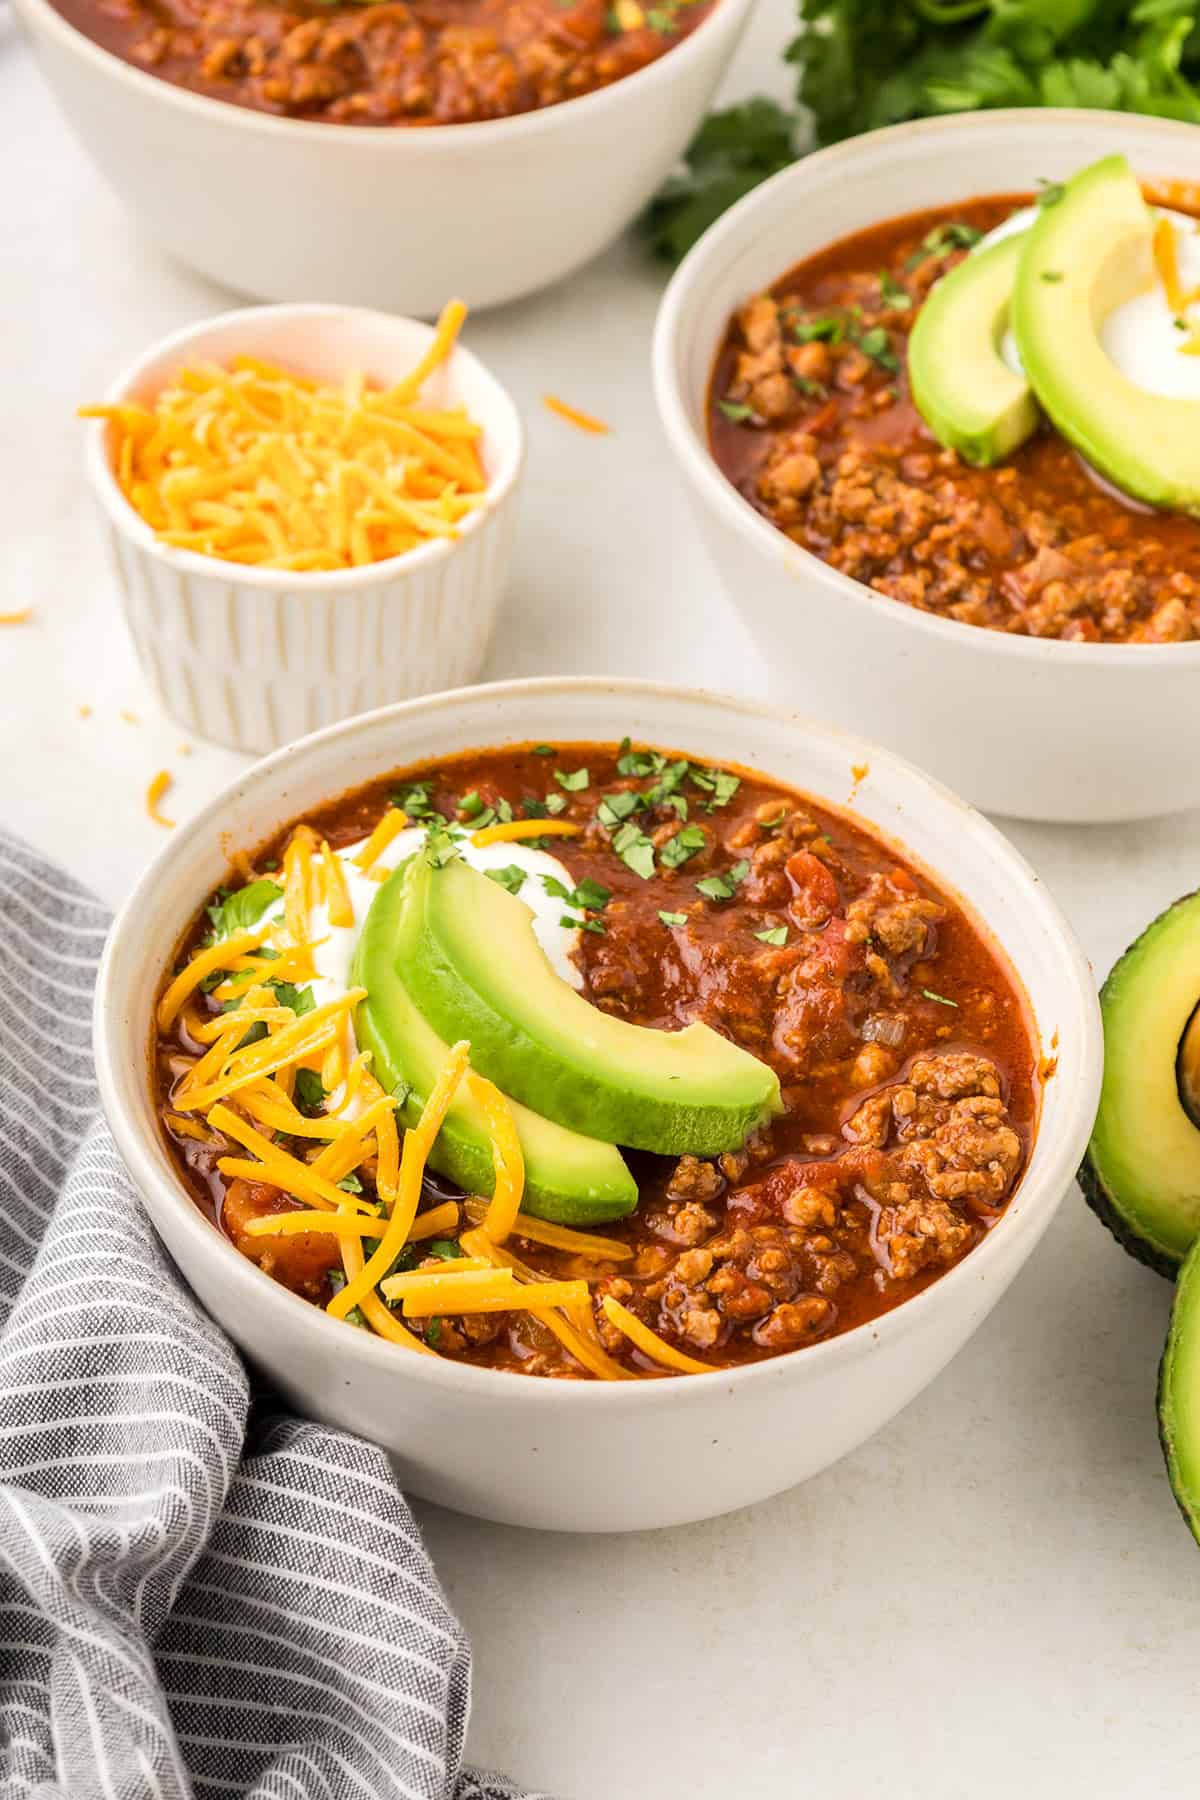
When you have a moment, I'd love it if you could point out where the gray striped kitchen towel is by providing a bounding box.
[0,830,557,1800]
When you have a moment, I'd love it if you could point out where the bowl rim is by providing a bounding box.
[84,301,526,591]
[16,0,750,147]
[93,674,1102,1411]
[652,106,1200,670]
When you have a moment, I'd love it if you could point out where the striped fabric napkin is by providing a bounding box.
[0,831,556,1800]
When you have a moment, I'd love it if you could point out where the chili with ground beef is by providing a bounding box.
[709,194,1200,645]
[155,742,1039,1378]
[51,0,712,124]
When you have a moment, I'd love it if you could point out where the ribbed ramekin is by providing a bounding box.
[85,303,524,753]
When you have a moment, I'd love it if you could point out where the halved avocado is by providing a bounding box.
[908,232,1038,465]
[352,865,637,1225]
[1080,891,1200,1275]
[1158,1235,1200,1544]
[398,852,782,1155]
[1012,154,1200,514]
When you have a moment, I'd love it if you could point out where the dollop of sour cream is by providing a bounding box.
[250,829,586,1103]
[983,205,1200,402]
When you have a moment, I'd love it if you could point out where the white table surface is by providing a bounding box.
[5,7,1200,1794]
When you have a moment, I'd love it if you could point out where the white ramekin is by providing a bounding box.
[14,0,756,312]
[652,110,1200,824]
[93,677,1101,1533]
[85,304,524,753]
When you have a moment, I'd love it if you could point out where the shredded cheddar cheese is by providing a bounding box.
[157,927,272,1031]
[82,301,487,570]
[146,770,176,829]
[352,807,409,872]
[543,394,611,435]
[0,610,32,625]
[462,1198,632,1261]
[1155,216,1186,314]
[469,818,582,848]
[601,1295,719,1376]
[468,1074,524,1244]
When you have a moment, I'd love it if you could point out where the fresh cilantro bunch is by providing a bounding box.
[645,0,1200,261]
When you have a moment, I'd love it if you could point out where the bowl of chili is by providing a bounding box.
[12,0,755,311]
[652,109,1200,823]
[94,676,1100,1531]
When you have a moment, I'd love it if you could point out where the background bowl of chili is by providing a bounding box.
[653,110,1200,824]
[12,0,754,312]
[94,676,1100,1531]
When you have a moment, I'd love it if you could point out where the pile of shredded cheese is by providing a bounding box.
[160,818,714,1379]
[83,300,489,570]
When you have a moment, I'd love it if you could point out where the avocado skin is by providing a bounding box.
[1077,1150,1178,1281]
[1158,1236,1200,1546]
[1080,888,1200,1278]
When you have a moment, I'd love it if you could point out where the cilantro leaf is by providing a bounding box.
[641,98,802,264]
[611,821,657,880]
[598,789,640,827]
[554,767,590,792]
[206,878,282,940]
[337,1173,363,1195]
[718,399,755,423]
[696,860,750,903]
[270,981,316,1017]
[755,926,789,946]
[425,1238,466,1260]
[659,910,689,927]
[294,1068,327,1115]
[659,825,707,870]
[922,988,959,1008]
[486,865,527,896]
[544,793,569,816]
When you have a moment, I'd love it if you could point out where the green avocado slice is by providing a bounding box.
[908,231,1038,465]
[1080,890,1200,1275]
[398,852,782,1156]
[1159,1235,1200,1545]
[352,864,637,1225]
[1012,153,1200,514]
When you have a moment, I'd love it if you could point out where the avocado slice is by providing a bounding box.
[1158,1234,1200,1545]
[908,232,1039,465]
[399,852,783,1156]
[1012,154,1200,514]
[352,865,637,1225]
[1080,891,1200,1275]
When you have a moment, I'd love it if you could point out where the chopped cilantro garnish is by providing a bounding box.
[616,738,663,778]
[544,793,569,816]
[205,878,282,940]
[659,825,707,869]
[659,910,688,927]
[755,926,789,946]
[792,314,844,344]
[496,797,514,824]
[598,789,640,827]
[611,820,657,880]
[580,918,606,935]
[486,864,527,896]
[533,744,555,756]
[425,1317,443,1346]
[921,988,959,1008]
[394,780,441,820]
[688,766,741,810]
[294,1068,327,1115]
[270,981,315,1017]
[337,1173,363,1195]
[1036,179,1065,209]
[392,1080,413,1110]
[718,399,755,423]
[425,1239,466,1261]
[793,376,828,400]
[542,873,611,911]
[458,790,484,818]
[646,5,678,28]
[423,830,461,870]
[878,270,912,310]
[696,860,749,902]
[1040,270,1064,283]
[856,326,898,372]
[554,767,590,792]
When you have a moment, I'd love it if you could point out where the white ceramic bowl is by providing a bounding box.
[653,109,1200,824]
[94,677,1100,1532]
[15,0,755,312]
[85,303,524,753]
